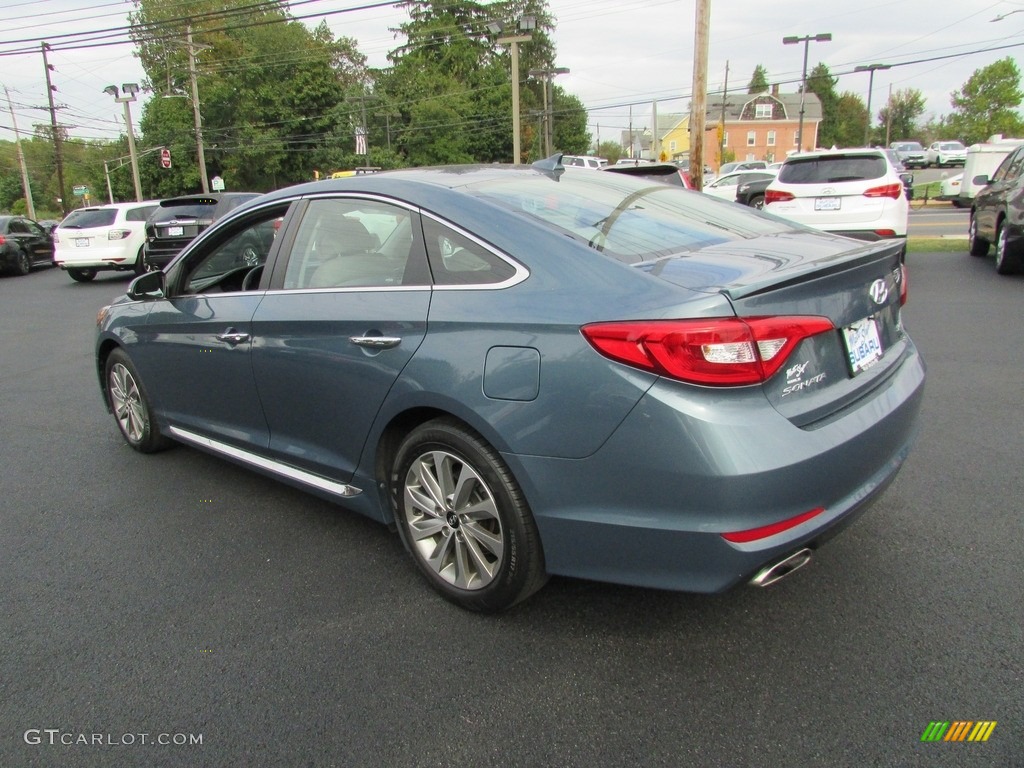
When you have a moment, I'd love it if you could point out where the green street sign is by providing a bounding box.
[73,185,89,196]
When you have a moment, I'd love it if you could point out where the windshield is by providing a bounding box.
[940,142,965,150]
[59,209,117,228]
[467,171,795,265]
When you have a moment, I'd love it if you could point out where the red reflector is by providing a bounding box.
[899,263,908,305]
[581,316,834,386]
[722,507,826,543]
[765,189,794,204]
[863,183,903,200]
[873,229,896,237]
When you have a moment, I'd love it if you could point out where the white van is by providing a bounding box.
[956,135,1024,208]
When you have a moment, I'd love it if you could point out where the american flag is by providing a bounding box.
[355,127,367,155]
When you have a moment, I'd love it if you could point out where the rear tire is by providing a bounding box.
[390,418,547,612]
[749,194,765,210]
[133,247,147,276]
[968,214,989,257]
[994,223,1021,275]
[68,267,97,282]
[12,248,31,276]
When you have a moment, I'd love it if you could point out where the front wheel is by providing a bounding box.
[968,215,989,257]
[390,418,547,612]
[104,348,172,453]
[994,223,1021,275]
[68,267,97,282]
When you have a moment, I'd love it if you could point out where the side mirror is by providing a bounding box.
[127,270,165,301]
[972,174,990,187]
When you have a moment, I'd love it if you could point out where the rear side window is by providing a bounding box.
[126,205,158,222]
[60,209,117,228]
[778,156,887,184]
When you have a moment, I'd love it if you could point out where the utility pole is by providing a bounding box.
[652,100,659,160]
[718,61,729,169]
[5,86,36,219]
[41,42,68,216]
[186,25,210,193]
[689,0,710,190]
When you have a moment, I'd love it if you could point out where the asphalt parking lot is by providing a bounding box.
[1,253,1021,767]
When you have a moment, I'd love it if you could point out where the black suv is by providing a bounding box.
[969,143,1024,274]
[144,193,261,270]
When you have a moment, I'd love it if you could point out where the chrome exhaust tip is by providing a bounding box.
[749,548,813,588]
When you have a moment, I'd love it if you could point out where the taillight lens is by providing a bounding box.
[899,263,908,305]
[581,316,834,386]
[764,189,794,204]
[108,229,132,240]
[863,183,903,200]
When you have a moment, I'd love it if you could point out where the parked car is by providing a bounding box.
[882,150,916,200]
[0,215,56,276]
[735,175,776,208]
[968,142,1024,274]
[601,161,693,188]
[562,155,608,170]
[937,173,963,205]
[53,201,161,282]
[926,140,967,168]
[719,160,769,175]
[702,170,776,202]
[765,148,909,254]
[96,162,924,612]
[144,193,261,270]
[889,141,928,169]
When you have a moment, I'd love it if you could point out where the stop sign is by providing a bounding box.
[160,148,171,169]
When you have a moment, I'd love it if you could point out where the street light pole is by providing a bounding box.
[528,67,569,156]
[855,63,891,146]
[782,33,831,153]
[104,83,143,202]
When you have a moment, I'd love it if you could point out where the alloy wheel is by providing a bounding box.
[109,362,147,444]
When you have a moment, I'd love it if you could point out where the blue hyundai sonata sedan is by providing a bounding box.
[95,158,925,611]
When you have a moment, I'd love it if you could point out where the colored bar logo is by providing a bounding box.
[921,721,997,742]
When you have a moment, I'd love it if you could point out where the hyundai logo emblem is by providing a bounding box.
[869,278,889,305]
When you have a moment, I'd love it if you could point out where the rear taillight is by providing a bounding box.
[722,507,826,543]
[0,235,5,245]
[764,189,794,204]
[863,183,903,200]
[581,316,834,386]
[899,263,908,305]
[108,229,131,240]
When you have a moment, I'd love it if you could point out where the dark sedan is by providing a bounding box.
[96,158,924,612]
[968,142,1024,274]
[0,215,56,276]
[144,192,261,270]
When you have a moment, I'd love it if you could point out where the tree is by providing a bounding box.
[747,65,769,94]
[806,63,840,147]
[944,57,1024,144]
[877,89,926,144]
[597,140,622,164]
[831,92,869,149]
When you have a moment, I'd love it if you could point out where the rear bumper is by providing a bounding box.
[507,341,925,593]
[55,244,140,270]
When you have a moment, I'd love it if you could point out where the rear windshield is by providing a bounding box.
[467,172,795,265]
[150,203,217,223]
[778,155,887,184]
[59,209,117,228]
[126,205,159,222]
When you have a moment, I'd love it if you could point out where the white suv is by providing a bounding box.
[764,148,908,250]
[562,155,608,170]
[926,140,967,168]
[53,201,161,282]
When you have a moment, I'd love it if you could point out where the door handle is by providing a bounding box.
[350,335,401,349]
[216,329,251,345]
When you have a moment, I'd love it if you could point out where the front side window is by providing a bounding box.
[180,205,289,294]
[993,148,1024,182]
[283,198,425,290]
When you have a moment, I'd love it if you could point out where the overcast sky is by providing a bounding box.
[1,0,1023,146]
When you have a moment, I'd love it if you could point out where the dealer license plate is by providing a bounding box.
[814,196,841,211]
[842,317,883,375]
[75,238,89,247]
[167,226,184,237]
